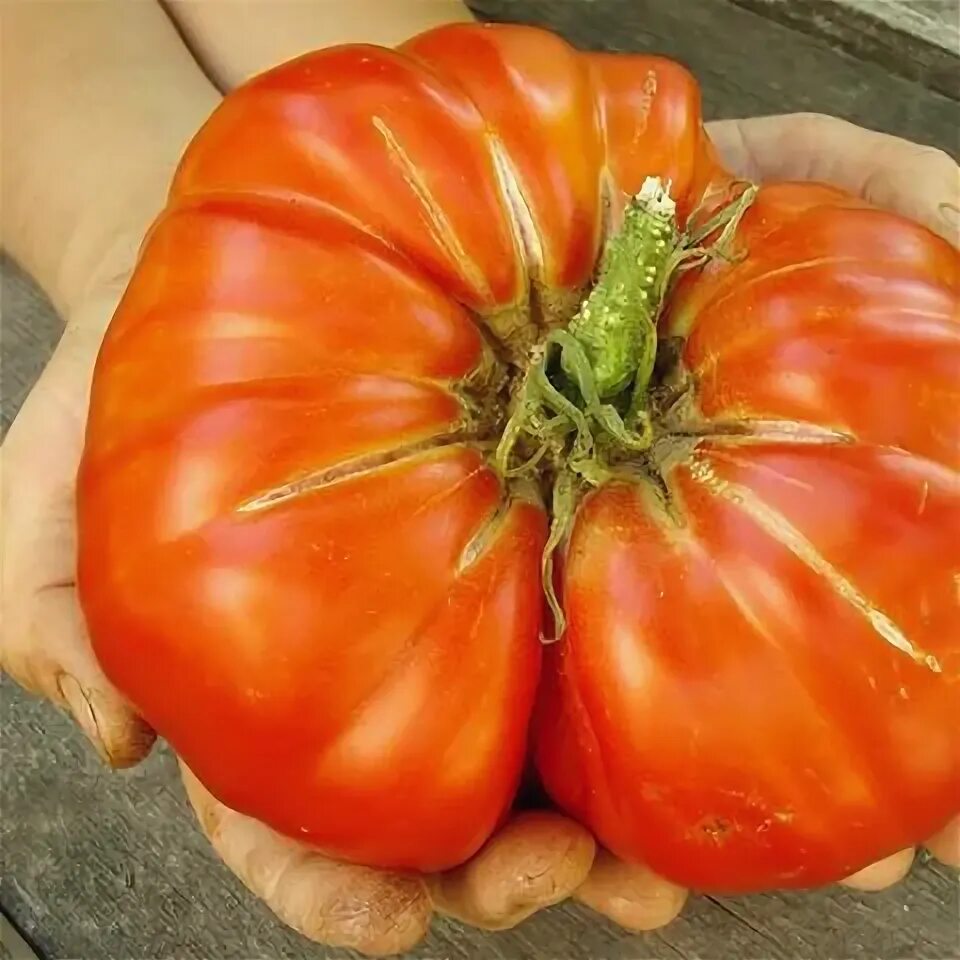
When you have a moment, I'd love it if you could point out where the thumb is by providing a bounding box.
[1,312,153,767]
[706,113,959,245]
[574,849,687,932]
[0,577,155,769]
[179,762,433,956]
[428,811,595,930]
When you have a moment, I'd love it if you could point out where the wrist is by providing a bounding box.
[1,0,219,321]
[168,0,474,91]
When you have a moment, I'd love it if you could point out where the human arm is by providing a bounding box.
[0,3,594,953]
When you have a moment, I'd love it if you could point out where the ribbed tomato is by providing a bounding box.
[534,179,960,891]
[77,22,959,886]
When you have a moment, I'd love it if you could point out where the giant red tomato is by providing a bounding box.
[77,22,959,886]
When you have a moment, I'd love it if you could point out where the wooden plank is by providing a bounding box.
[0,260,63,435]
[466,0,959,157]
[729,0,960,100]
[839,0,960,52]
[3,687,957,960]
[0,912,41,960]
[2,2,959,959]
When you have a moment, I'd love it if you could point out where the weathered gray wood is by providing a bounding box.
[729,0,960,100]
[3,683,958,960]
[1,911,42,960]
[830,0,960,54]
[468,0,959,157]
[0,260,63,435]
[2,1,959,959]
[841,0,960,49]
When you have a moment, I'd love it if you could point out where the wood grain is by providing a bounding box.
[0,260,63,435]
[729,0,960,100]
[1,911,42,960]
[2,1,959,958]
[3,687,957,960]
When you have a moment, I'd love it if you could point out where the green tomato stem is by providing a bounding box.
[494,176,758,643]
[567,176,680,400]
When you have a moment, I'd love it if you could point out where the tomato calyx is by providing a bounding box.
[494,177,757,641]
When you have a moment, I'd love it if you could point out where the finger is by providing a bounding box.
[706,114,959,244]
[574,848,687,932]
[2,584,155,768]
[180,763,432,956]
[1,345,154,768]
[924,815,960,867]
[429,811,595,930]
[839,847,915,891]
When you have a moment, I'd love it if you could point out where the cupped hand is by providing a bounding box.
[0,275,686,947]
[2,112,957,958]
[587,113,960,914]
[1,283,155,767]
[706,112,959,243]
[0,282,599,955]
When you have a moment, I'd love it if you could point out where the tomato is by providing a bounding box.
[77,22,960,885]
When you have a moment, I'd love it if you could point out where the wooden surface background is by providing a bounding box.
[2,0,958,957]
[729,0,960,98]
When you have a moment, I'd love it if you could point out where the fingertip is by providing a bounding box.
[3,583,155,768]
[706,113,960,245]
[936,200,960,247]
[924,816,960,867]
[431,811,596,929]
[179,761,226,839]
[179,761,433,955]
[280,859,433,956]
[58,673,155,768]
[575,849,687,932]
[859,143,960,244]
[500,810,598,897]
[704,119,758,182]
[840,847,915,892]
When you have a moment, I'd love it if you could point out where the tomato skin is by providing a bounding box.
[78,22,960,882]
[536,184,960,891]
[78,23,711,871]
[536,444,960,891]
[80,436,547,870]
[78,177,548,871]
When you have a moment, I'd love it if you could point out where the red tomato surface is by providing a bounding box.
[77,23,960,885]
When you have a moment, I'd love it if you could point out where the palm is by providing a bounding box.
[0,303,597,953]
[2,121,958,955]
[1,295,153,764]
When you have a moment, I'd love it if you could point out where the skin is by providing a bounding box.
[1,1,957,953]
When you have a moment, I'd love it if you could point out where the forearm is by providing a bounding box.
[1,1,220,321]
[167,0,472,91]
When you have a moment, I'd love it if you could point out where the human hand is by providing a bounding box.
[706,112,959,244]
[0,2,599,951]
[3,8,957,948]
[569,114,960,923]
[0,281,602,954]
[1,285,155,767]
